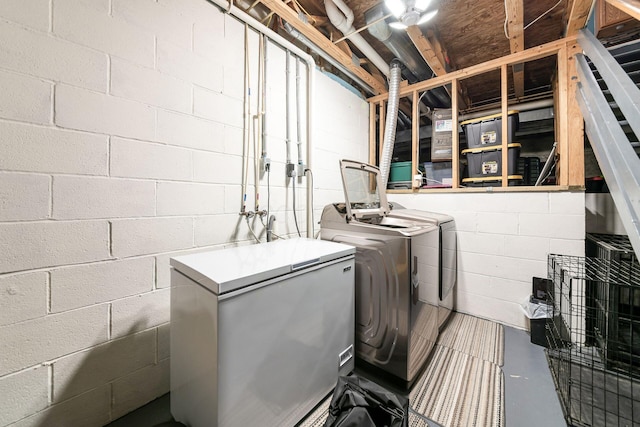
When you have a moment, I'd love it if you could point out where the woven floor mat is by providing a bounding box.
[437,312,505,366]
[410,345,505,427]
[300,313,505,427]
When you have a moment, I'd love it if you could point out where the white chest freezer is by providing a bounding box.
[170,238,355,427]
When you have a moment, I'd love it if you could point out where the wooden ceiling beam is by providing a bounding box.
[406,25,447,75]
[605,0,640,21]
[258,0,386,94]
[566,0,596,36]
[506,0,525,99]
[405,25,470,109]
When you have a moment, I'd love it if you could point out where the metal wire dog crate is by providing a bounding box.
[546,254,640,426]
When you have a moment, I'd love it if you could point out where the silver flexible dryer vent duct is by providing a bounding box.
[380,60,402,190]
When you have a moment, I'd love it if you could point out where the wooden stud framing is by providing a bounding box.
[378,101,386,162]
[557,43,569,186]
[605,0,640,20]
[368,36,577,103]
[566,40,585,186]
[506,0,525,98]
[369,35,585,193]
[451,79,459,189]
[412,91,419,189]
[566,0,597,36]
[369,102,376,165]
[501,64,509,187]
[258,0,386,93]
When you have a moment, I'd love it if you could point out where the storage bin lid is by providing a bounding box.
[461,143,521,155]
[459,110,519,126]
[170,238,355,295]
[462,175,523,183]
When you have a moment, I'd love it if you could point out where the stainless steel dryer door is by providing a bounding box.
[327,233,409,378]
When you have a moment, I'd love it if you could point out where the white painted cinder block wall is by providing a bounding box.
[388,192,586,328]
[0,1,368,425]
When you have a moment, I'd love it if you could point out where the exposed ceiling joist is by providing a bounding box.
[406,25,447,75]
[506,0,525,98]
[605,0,640,21]
[258,0,387,94]
[565,0,596,36]
[405,25,470,109]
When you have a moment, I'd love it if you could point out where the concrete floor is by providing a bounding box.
[503,327,566,426]
[107,326,567,427]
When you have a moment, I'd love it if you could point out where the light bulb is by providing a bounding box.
[389,21,408,29]
[417,9,438,25]
[414,0,431,11]
[384,0,406,18]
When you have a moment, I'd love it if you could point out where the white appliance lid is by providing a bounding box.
[339,159,390,221]
[170,238,355,295]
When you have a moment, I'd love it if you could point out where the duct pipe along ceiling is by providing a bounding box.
[324,0,391,77]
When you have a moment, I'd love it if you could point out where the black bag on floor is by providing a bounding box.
[323,376,408,427]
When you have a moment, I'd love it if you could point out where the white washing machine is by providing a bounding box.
[170,238,355,427]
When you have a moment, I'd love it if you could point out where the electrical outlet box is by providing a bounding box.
[286,163,295,177]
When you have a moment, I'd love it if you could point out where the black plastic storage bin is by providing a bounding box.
[461,110,519,148]
[530,318,549,347]
[461,175,523,187]
[462,143,520,178]
[517,157,542,186]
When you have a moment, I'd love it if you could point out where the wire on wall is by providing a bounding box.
[292,178,301,237]
[305,168,314,238]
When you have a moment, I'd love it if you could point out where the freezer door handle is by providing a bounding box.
[292,258,321,271]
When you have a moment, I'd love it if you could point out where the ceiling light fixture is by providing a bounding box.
[384,0,437,29]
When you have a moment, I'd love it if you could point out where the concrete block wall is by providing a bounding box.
[388,191,585,329]
[0,1,369,425]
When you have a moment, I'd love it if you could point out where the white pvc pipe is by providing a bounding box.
[296,57,303,167]
[329,0,354,28]
[285,50,292,165]
[207,0,315,238]
[324,0,391,77]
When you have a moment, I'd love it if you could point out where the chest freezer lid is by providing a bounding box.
[339,159,390,221]
[170,238,355,295]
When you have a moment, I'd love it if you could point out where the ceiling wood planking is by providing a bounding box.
[259,0,387,93]
[566,0,596,35]
[605,0,640,21]
[506,0,525,98]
